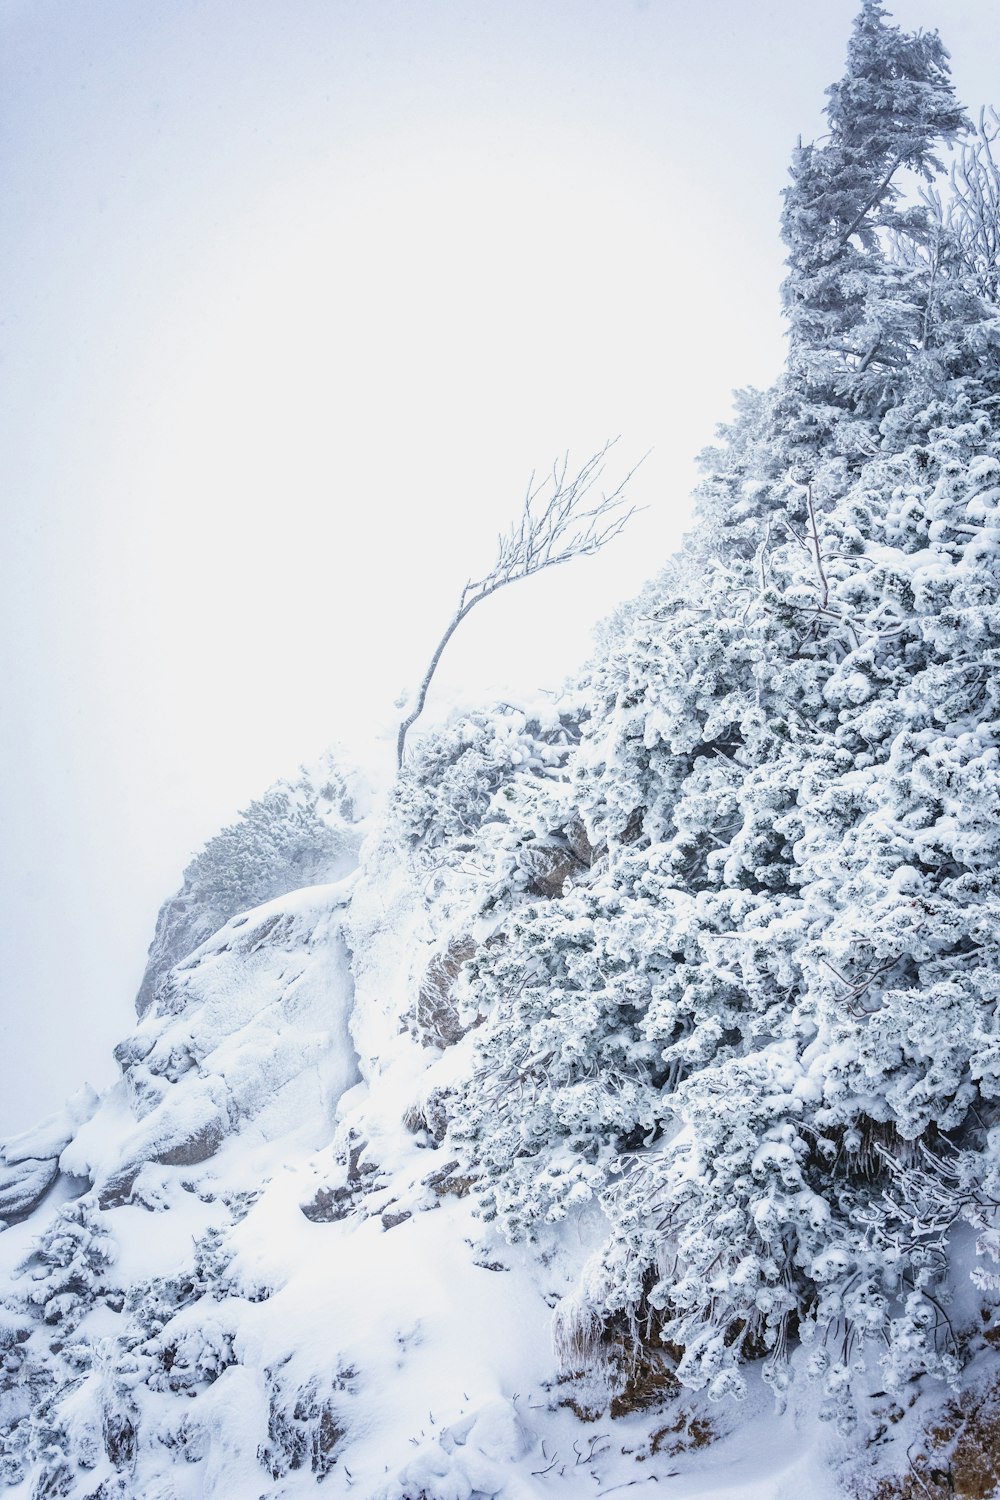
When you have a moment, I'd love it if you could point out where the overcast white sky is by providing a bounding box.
[2,0,999,1135]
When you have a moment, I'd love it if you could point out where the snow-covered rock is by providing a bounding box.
[65,882,359,1207]
[1,1085,98,1167]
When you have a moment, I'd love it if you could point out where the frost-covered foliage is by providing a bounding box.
[695,1,985,560]
[442,0,1000,1416]
[19,1198,118,1330]
[450,412,1000,1397]
[0,1199,119,1487]
[346,699,589,1066]
[391,702,581,855]
[136,751,361,1016]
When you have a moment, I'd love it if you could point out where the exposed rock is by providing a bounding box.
[519,820,594,898]
[381,1209,411,1230]
[413,935,477,1046]
[870,1376,1000,1500]
[0,1158,59,1223]
[299,1184,353,1224]
[155,1117,227,1169]
[423,1160,475,1199]
[300,1134,389,1223]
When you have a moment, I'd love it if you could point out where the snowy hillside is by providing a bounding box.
[0,723,849,1500]
[5,4,1000,1497]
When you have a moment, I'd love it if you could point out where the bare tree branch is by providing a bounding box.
[396,439,644,768]
[909,107,1000,307]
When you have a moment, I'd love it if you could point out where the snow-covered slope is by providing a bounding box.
[0,705,851,1500]
[1,716,991,1500]
[0,733,851,1500]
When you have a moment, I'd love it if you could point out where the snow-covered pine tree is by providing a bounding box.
[697,0,968,559]
[781,0,966,430]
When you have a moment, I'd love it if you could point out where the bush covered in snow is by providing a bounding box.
[442,0,1000,1416]
[136,751,361,1016]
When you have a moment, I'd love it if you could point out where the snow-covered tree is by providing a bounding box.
[781,0,966,415]
[444,1,1000,1416]
[696,1,969,560]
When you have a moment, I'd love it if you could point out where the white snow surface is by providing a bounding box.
[0,763,882,1498]
[1,1087,98,1167]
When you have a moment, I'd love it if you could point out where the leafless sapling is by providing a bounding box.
[900,107,1000,324]
[396,439,642,768]
[938,106,1000,305]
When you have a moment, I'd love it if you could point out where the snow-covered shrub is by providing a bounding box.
[432,5,1000,1412]
[448,394,1000,1404]
[19,1199,117,1330]
[136,751,360,1016]
[391,702,579,858]
[259,1366,355,1480]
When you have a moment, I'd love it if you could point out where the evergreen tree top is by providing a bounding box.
[825,0,966,186]
[772,0,973,462]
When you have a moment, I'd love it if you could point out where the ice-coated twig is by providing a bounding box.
[597,1476,669,1495]
[574,1434,610,1465]
[531,1456,560,1477]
